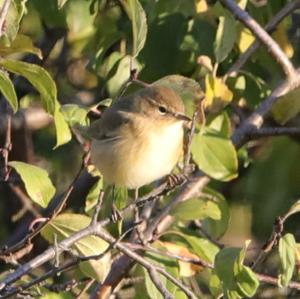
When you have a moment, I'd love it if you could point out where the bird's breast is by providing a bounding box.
[91,121,184,189]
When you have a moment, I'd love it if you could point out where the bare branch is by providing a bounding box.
[232,68,300,147]
[247,126,300,139]
[93,227,198,299]
[147,268,174,299]
[220,0,296,78]
[226,0,300,78]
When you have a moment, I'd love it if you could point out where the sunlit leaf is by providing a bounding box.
[0,69,18,113]
[279,233,296,287]
[237,27,255,53]
[158,241,201,277]
[126,0,147,57]
[41,213,111,282]
[192,128,238,181]
[214,13,236,63]
[204,74,233,113]
[106,55,140,97]
[215,241,259,298]
[208,112,231,137]
[167,229,219,264]
[284,199,300,221]
[53,107,72,148]
[201,187,230,238]
[209,271,223,297]
[0,0,25,44]
[0,59,71,147]
[61,104,90,127]
[9,161,55,208]
[0,34,42,58]
[85,177,103,213]
[171,197,221,221]
[272,22,294,58]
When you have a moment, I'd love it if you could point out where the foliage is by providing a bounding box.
[0,0,300,298]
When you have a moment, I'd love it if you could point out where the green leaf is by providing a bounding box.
[201,187,230,238]
[153,75,204,117]
[171,198,221,221]
[208,112,231,138]
[9,161,55,208]
[167,229,219,264]
[215,241,259,298]
[0,59,56,112]
[209,271,223,297]
[203,74,233,113]
[0,59,71,147]
[143,268,165,299]
[184,236,219,264]
[192,128,238,181]
[57,0,68,9]
[284,199,300,221]
[0,34,42,58]
[0,0,25,44]
[126,0,147,57]
[0,70,18,113]
[279,233,296,287]
[214,13,236,63]
[85,177,103,213]
[106,55,141,97]
[61,104,90,127]
[143,252,179,297]
[41,213,110,282]
[272,87,300,124]
[53,107,72,148]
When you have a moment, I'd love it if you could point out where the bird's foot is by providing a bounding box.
[166,173,187,189]
[111,203,123,223]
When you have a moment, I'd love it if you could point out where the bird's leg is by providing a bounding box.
[133,188,146,244]
[111,185,122,223]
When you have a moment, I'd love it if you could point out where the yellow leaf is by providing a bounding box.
[204,75,233,113]
[159,241,202,277]
[237,28,255,53]
[272,23,294,59]
[196,0,208,13]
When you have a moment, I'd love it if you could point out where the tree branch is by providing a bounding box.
[226,0,300,78]
[220,0,296,78]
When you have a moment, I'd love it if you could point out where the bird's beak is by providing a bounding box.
[175,113,191,122]
[174,113,192,129]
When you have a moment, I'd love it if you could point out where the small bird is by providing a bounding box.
[88,85,190,190]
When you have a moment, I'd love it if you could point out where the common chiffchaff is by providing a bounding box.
[88,85,190,189]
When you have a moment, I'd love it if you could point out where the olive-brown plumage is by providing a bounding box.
[88,85,189,189]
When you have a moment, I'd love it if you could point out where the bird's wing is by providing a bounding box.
[87,109,132,142]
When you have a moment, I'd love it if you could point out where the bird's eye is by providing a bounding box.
[158,106,167,114]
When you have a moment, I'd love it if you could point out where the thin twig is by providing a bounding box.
[1,110,12,181]
[147,268,174,299]
[225,0,300,79]
[9,184,42,218]
[184,111,198,174]
[94,227,198,299]
[232,68,300,148]
[92,190,105,225]
[220,0,296,78]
